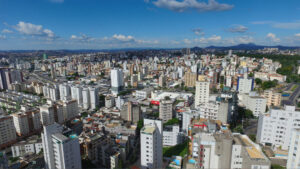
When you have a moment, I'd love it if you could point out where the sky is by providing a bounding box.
[0,0,300,50]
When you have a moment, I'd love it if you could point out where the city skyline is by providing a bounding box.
[0,0,300,49]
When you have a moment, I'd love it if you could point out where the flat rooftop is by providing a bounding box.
[233,134,265,159]
[141,126,156,134]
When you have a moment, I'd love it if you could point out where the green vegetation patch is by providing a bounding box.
[163,140,189,157]
[164,118,180,126]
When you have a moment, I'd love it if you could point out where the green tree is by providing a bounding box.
[271,164,286,169]
[245,109,254,119]
[233,125,244,134]
[164,118,180,126]
[261,80,278,90]
[248,134,256,142]
[248,72,254,77]
[255,78,262,85]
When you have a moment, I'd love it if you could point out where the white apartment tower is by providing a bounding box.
[40,105,55,126]
[195,80,210,108]
[182,111,194,134]
[12,113,30,136]
[140,119,163,169]
[257,105,300,150]
[42,123,82,169]
[71,85,83,107]
[111,69,124,95]
[82,88,90,110]
[89,87,99,110]
[62,100,79,121]
[59,84,71,101]
[287,129,300,169]
[237,74,254,94]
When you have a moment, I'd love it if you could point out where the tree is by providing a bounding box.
[118,158,123,169]
[220,84,224,90]
[261,80,278,90]
[220,76,225,84]
[248,72,254,77]
[233,125,244,134]
[248,134,256,142]
[271,164,286,169]
[137,119,144,131]
[255,78,262,85]
[245,109,254,119]
[164,118,180,126]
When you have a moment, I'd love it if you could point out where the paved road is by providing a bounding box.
[282,83,300,106]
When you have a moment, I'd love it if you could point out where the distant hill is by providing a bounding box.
[192,43,300,51]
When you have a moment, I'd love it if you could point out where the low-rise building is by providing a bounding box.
[163,125,184,146]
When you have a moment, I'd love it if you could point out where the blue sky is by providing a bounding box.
[0,0,300,49]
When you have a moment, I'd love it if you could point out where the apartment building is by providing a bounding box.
[241,92,267,117]
[198,101,232,124]
[231,134,270,169]
[263,90,282,107]
[159,99,173,123]
[184,71,197,87]
[237,74,254,94]
[163,125,183,146]
[195,80,210,108]
[287,129,300,169]
[140,119,163,169]
[0,116,16,149]
[256,105,300,150]
[12,113,30,136]
[42,123,82,169]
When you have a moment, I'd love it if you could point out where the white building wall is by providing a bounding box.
[13,114,29,136]
[230,145,243,169]
[287,129,300,169]
[40,105,55,126]
[238,75,253,94]
[42,123,82,169]
[82,88,90,110]
[71,85,83,107]
[256,105,300,150]
[89,87,99,110]
[163,126,182,146]
[195,81,210,108]
[141,119,163,169]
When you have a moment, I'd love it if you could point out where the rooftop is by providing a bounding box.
[141,126,156,134]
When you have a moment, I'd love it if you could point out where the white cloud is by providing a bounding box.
[14,21,56,39]
[70,34,95,42]
[207,35,221,41]
[112,34,135,42]
[0,35,6,40]
[152,0,233,12]
[136,39,159,44]
[194,35,221,43]
[183,38,192,44]
[69,33,160,47]
[252,20,300,29]
[266,33,280,43]
[192,28,204,36]
[2,29,13,34]
[171,40,180,44]
[237,36,254,44]
[295,33,300,38]
[227,25,248,33]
